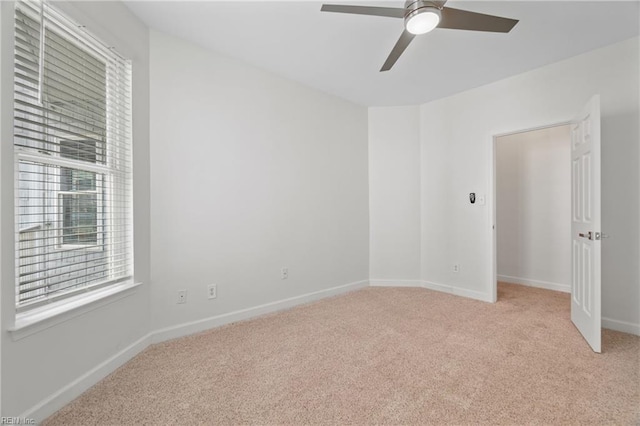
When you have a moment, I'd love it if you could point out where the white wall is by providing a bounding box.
[149,31,369,333]
[420,37,639,328]
[369,37,639,331]
[0,1,151,418]
[0,7,635,422]
[421,38,640,326]
[0,13,368,420]
[368,106,421,282]
[496,126,571,292]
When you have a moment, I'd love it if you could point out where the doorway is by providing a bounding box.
[491,123,572,300]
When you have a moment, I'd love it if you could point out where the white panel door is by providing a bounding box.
[570,95,601,353]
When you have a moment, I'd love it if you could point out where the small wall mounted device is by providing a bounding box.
[469,193,476,204]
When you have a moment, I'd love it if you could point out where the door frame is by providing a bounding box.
[489,120,571,302]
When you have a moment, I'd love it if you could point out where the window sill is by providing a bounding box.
[8,281,142,341]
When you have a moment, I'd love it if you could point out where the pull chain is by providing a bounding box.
[37,0,46,105]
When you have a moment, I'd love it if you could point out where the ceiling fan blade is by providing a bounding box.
[380,30,415,72]
[430,1,448,9]
[439,7,518,33]
[320,4,405,18]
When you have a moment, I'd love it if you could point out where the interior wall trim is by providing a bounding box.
[497,274,571,293]
[21,333,152,422]
[151,280,369,344]
[21,278,369,422]
[371,279,493,302]
[22,276,638,423]
[602,317,640,336]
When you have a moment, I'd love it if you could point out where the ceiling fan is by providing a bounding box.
[320,1,519,71]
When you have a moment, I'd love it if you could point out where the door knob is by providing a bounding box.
[579,232,592,240]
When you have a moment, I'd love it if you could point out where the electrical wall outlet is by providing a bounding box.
[281,267,289,280]
[207,284,217,299]
[453,264,460,273]
[177,289,187,304]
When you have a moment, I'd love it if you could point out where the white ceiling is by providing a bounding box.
[125,1,640,106]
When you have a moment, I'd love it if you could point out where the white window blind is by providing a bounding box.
[14,0,133,309]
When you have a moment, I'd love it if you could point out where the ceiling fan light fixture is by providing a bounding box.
[405,6,441,35]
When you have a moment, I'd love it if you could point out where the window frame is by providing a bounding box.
[13,0,133,313]
[56,190,104,250]
[15,149,117,310]
[55,137,106,249]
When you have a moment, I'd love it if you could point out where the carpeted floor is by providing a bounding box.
[44,282,640,425]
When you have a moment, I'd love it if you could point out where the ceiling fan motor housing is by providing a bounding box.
[404,1,442,34]
[404,0,443,13]
[404,0,442,19]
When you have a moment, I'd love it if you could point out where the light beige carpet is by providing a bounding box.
[44,283,640,425]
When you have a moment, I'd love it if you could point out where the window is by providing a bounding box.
[59,140,101,246]
[14,0,132,309]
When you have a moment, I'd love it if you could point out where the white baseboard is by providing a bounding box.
[602,317,640,336]
[23,276,634,423]
[370,279,493,303]
[497,274,570,293]
[369,279,422,288]
[22,333,152,423]
[151,279,369,344]
[23,279,369,422]
[421,280,494,302]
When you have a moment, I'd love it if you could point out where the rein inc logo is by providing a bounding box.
[1,418,35,425]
